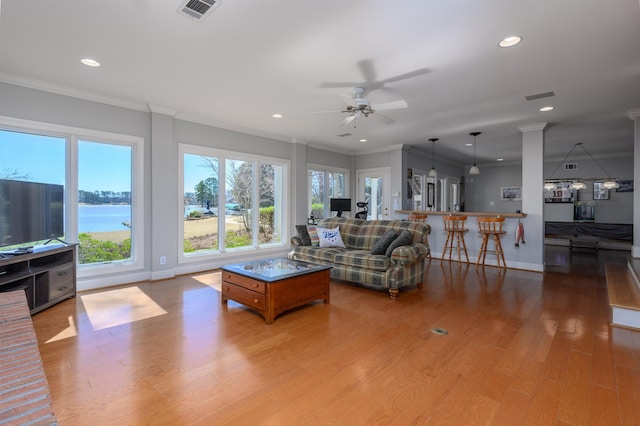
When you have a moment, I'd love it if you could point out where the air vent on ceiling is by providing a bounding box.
[337,133,352,137]
[525,91,555,101]
[178,0,220,21]
[564,162,577,171]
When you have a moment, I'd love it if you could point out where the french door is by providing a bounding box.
[356,167,390,220]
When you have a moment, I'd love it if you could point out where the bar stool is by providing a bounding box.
[408,212,431,258]
[476,216,507,270]
[408,212,428,223]
[441,215,469,263]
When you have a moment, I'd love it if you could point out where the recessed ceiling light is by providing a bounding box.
[272,113,283,119]
[80,58,100,67]
[498,35,522,48]
[497,158,504,162]
[360,139,367,143]
[465,143,473,147]
[539,106,554,112]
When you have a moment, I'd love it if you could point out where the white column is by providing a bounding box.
[628,109,640,257]
[518,122,548,271]
[148,105,178,280]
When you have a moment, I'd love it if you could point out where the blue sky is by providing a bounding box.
[1,130,219,194]
[184,154,217,194]
[1,130,132,192]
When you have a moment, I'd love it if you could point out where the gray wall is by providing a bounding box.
[403,146,466,211]
[465,163,523,214]
[543,155,634,223]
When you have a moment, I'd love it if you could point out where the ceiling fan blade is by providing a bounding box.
[383,68,430,84]
[309,109,342,114]
[320,82,362,89]
[371,112,395,125]
[357,59,377,83]
[339,114,356,127]
[374,100,408,111]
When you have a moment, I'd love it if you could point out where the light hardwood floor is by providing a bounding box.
[32,247,640,425]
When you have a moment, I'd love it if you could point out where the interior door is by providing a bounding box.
[357,167,390,220]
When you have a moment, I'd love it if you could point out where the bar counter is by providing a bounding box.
[396,210,527,218]
[396,210,533,270]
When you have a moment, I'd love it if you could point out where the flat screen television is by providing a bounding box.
[574,202,595,222]
[0,179,64,248]
[329,198,351,217]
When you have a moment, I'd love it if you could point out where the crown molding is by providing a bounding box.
[0,72,148,113]
[147,103,178,117]
[627,109,640,120]
[518,122,549,133]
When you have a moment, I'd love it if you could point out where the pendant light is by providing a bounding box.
[469,132,481,175]
[545,142,620,190]
[428,138,439,177]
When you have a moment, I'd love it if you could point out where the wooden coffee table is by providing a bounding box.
[220,258,331,324]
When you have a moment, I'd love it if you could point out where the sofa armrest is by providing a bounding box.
[390,243,430,266]
[291,235,304,247]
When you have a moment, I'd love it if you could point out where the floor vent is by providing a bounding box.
[525,91,555,101]
[178,0,220,21]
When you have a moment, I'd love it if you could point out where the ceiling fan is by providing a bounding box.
[313,87,408,127]
[320,59,430,96]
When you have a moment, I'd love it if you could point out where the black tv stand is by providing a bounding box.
[336,210,343,217]
[0,246,33,256]
[0,244,77,314]
[44,238,68,245]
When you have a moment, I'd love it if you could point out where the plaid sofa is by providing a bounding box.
[289,217,430,299]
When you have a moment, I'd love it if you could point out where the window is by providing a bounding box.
[308,165,348,219]
[77,140,134,264]
[180,144,288,260]
[0,118,144,277]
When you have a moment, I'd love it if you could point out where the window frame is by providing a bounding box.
[0,116,145,278]
[178,143,290,264]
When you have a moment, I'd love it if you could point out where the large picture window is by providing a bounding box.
[0,118,144,277]
[180,144,288,259]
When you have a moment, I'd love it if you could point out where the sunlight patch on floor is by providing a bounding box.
[193,272,221,292]
[45,315,78,343]
[80,286,167,330]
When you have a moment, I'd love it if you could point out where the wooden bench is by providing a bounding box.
[0,290,57,425]
[605,260,640,331]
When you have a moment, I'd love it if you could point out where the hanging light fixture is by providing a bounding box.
[428,138,439,177]
[545,142,619,190]
[469,132,481,175]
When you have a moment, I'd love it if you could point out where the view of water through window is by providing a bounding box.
[1,130,134,265]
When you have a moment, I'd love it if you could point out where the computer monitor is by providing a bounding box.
[329,198,351,217]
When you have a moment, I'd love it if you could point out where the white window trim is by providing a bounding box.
[178,143,290,265]
[0,116,145,278]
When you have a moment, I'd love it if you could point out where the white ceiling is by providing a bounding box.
[1,0,639,166]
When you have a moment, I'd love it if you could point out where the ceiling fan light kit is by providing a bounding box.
[313,78,410,128]
[469,132,481,175]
